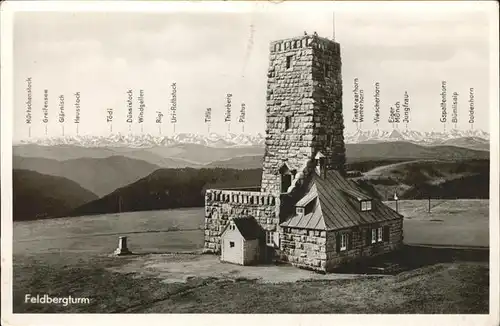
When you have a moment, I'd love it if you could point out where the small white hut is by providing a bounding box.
[220,217,264,266]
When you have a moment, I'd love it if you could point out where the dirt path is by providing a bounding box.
[110,253,388,284]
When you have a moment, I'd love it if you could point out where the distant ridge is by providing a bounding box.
[13,155,162,197]
[68,168,262,217]
[13,141,489,171]
[354,159,489,200]
[15,129,489,148]
[13,169,98,221]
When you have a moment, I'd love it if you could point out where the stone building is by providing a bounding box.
[204,33,404,272]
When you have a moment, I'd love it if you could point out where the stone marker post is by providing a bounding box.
[114,236,132,256]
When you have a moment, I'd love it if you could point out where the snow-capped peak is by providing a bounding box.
[15,132,266,148]
[14,128,489,148]
[345,128,490,145]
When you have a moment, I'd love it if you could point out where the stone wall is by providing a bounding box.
[311,38,346,173]
[277,218,403,272]
[261,35,345,195]
[204,189,279,253]
[325,218,404,271]
[279,227,328,272]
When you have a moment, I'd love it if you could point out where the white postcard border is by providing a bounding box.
[1,1,498,326]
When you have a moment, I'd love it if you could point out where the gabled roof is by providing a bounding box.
[280,170,403,231]
[224,217,265,240]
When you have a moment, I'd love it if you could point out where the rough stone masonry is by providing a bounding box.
[261,35,346,195]
[205,34,346,257]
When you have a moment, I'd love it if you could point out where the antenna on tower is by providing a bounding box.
[332,11,336,41]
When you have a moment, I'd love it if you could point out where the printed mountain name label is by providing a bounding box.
[126,89,133,124]
[137,90,145,124]
[106,108,113,123]
[58,95,65,123]
[359,89,364,124]
[469,88,475,125]
[225,93,232,122]
[42,89,49,124]
[205,107,212,123]
[452,92,458,125]
[74,92,81,124]
[388,101,401,125]
[402,91,410,125]
[440,81,447,124]
[373,81,380,125]
[352,78,359,125]
[156,111,164,123]
[25,77,33,124]
[239,103,246,123]
[170,82,177,124]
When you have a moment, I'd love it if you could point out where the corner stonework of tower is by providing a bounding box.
[260,34,346,196]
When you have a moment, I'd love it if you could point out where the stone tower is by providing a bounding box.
[260,34,346,195]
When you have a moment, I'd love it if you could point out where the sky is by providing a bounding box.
[13,3,493,140]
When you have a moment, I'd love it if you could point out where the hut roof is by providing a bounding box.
[224,217,265,241]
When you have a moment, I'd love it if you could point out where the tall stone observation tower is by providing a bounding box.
[261,34,346,195]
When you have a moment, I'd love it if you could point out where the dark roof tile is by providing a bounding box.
[281,170,403,231]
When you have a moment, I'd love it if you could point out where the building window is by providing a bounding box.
[361,200,372,211]
[371,228,377,244]
[377,227,383,242]
[230,241,235,248]
[286,55,293,69]
[340,233,348,251]
[266,231,274,247]
[285,116,292,130]
[296,207,305,216]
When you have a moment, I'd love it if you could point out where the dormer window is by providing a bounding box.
[296,207,305,216]
[361,200,372,211]
[342,189,373,211]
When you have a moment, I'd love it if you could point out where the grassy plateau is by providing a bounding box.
[13,200,489,314]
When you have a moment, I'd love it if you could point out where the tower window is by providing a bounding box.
[324,64,330,77]
[286,55,293,69]
[285,116,292,130]
[281,174,292,193]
